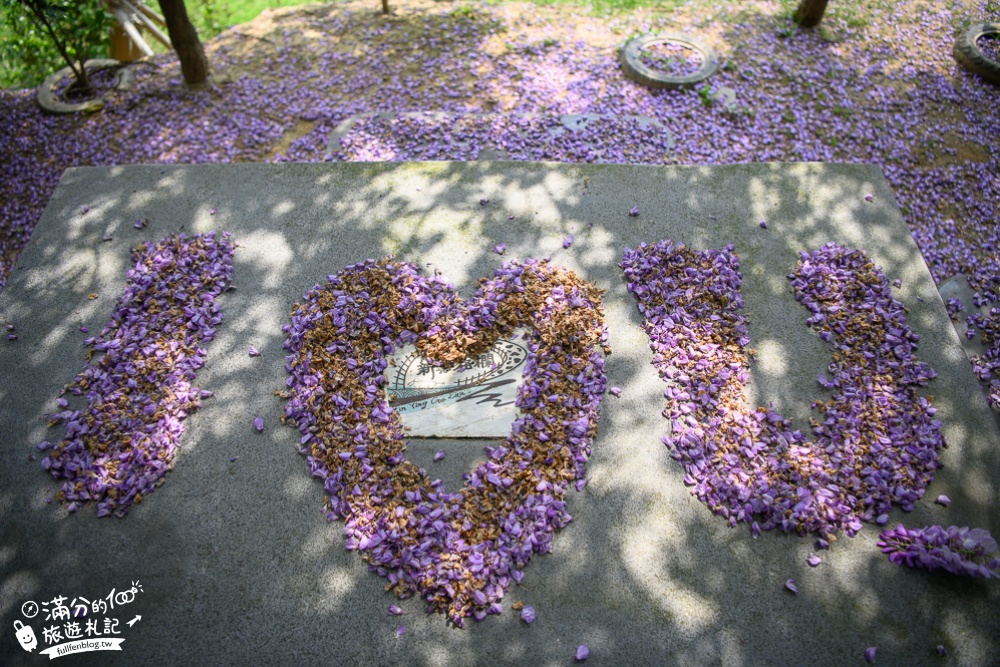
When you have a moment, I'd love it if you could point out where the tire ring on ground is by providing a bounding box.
[621,32,719,90]
[954,22,1000,87]
[37,59,135,114]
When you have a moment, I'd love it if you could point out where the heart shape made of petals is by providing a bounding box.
[281,257,609,625]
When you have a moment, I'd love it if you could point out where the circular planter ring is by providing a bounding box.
[954,22,1000,87]
[37,58,134,114]
[621,32,719,90]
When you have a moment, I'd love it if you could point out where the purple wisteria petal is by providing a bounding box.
[248,346,260,357]
[520,605,535,624]
[877,524,999,578]
[254,416,265,432]
[785,578,798,594]
[807,554,822,567]
[396,625,405,638]
[629,206,640,217]
[865,646,877,663]
[563,235,574,249]
[575,645,589,661]
[759,219,768,229]
[493,243,507,256]
[388,605,404,616]
[935,495,951,507]
[433,450,445,462]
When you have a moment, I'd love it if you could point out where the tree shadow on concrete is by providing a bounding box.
[1,161,998,666]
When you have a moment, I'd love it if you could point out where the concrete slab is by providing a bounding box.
[1,162,998,666]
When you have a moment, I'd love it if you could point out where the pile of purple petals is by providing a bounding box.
[622,240,946,542]
[334,113,673,163]
[38,232,234,517]
[636,42,704,78]
[978,35,1000,62]
[52,66,121,103]
[878,524,1000,578]
[968,306,1000,408]
[280,257,608,625]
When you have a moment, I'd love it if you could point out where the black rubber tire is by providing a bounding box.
[620,32,718,90]
[954,22,1000,87]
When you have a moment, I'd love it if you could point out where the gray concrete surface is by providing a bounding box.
[1,162,998,666]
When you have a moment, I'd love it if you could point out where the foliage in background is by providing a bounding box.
[184,0,323,33]
[195,0,228,34]
[0,1,57,88]
[0,0,110,89]
[0,0,315,89]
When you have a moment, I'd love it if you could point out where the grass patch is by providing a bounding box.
[186,0,334,35]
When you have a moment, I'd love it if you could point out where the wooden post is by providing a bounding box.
[109,21,143,61]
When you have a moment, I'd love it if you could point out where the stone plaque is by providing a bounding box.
[385,337,528,438]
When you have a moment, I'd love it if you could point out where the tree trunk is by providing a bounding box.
[157,0,209,85]
[381,0,390,14]
[794,0,829,28]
